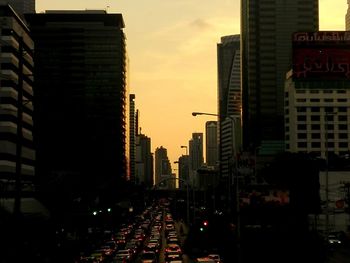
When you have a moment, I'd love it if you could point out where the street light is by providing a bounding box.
[192,111,241,262]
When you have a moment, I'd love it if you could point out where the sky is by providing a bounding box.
[36,0,348,169]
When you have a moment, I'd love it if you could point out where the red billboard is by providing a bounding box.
[292,31,350,80]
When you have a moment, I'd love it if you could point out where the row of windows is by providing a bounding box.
[286,90,347,96]
[295,142,349,148]
[293,89,347,94]
[290,133,349,139]
[295,107,347,113]
[291,115,348,122]
[291,124,348,130]
[294,98,348,103]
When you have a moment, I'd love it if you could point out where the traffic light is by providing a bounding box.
[200,220,209,232]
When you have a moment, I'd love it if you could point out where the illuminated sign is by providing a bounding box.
[292,31,350,80]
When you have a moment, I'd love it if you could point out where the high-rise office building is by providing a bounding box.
[154,146,171,186]
[26,11,128,200]
[0,4,34,194]
[205,121,218,166]
[241,0,319,151]
[217,35,241,178]
[177,154,189,189]
[129,94,136,183]
[286,31,350,158]
[135,133,153,188]
[189,133,204,187]
[0,0,35,20]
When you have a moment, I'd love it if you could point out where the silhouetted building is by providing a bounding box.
[0,4,34,195]
[26,11,127,203]
[205,121,218,167]
[129,94,136,183]
[189,133,203,188]
[135,133,153,188]
[177,155,189,189]
[0,0,35,20]
[217,35,241,179]
[241,0,319,152]
[154,146,171,186]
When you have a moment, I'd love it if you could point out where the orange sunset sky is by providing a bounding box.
[36,0,348,168]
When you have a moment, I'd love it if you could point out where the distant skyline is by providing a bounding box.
[36,0,347,167]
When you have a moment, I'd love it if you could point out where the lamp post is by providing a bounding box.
[192,111,241,262]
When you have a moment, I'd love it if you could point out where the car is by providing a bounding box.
[208,254,222,263]
[165,252,182,263]
[114,249,132,263]
[196,257,215,263]
[328,234,342,245]
[140,251,158,263]
[165,244,181,255]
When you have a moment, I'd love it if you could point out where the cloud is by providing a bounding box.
[189,18,212,30]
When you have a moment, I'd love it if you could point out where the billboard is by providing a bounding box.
[292,31,350,80]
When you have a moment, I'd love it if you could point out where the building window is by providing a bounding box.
[298,142,307,148]
[338,115,347,122]
[325,107,334,113]
[297,133,307,139]
[285,117,289,124]
[311,133,320,139]
[297,107,306,112]
[324,99,333,102]
[311,142,321,148]
[339,133,348,139]
[338,98,347,102]
[327,142,334,148]
[310,98,320,102]
[338,107,347,112]
[339,142,348,148]
[311,107,320,112]
[285,91,289,97]
[311,115,320,121]
[325,115,334,121]
[285,135,290,140]
[297,115,307,121]
[326,124,334,130]
[285,108,289,114]
[323,90,333,94]
[297,98,307,102]
[285,126,289,132]
[298,124,307,130]
[327,133,334,139]
[339,124,348,130]
[311,124,320,130]
[337,90,346,93]
[310,90,319,94]
[296,90,306,93]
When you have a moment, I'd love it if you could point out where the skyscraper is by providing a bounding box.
[154,146,171,186]
[0,4,34,196]
[0,0,35,20]
[189,133,204,187]
[135,133,153,188]
[205,121,218,166]
[241,0,319,151]
[217,35,241,178]
[26,11,127,203]
[129,94,136,183]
